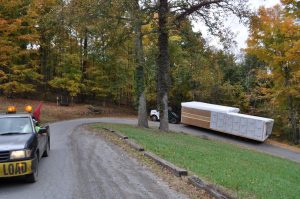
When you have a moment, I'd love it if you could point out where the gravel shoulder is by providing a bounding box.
[0,119,188,199]
[71,126,188,199]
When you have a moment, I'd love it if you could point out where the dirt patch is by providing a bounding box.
[267,140,300,153]
[86,126,212,199]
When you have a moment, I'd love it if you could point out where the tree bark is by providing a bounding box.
[82,29,88,81]
[133,0,149,128]
[40,28,50,82]
[79,28,88,102]
[287,94,299,144]
[284,66,299,144]
[157,0,170,131]
[39,28,52,98]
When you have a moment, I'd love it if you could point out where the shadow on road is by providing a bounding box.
[179,124,264,145]
[0,177,29,186]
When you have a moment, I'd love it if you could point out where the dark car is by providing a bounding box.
[0,113,50,182]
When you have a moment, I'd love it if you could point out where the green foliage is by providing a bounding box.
[163,23,249,112]
[49,76,81,97]
[0,0,297,143]
[0,81,35,97]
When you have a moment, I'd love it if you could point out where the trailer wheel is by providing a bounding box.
[169,118,177,124]
[150,115,158,121]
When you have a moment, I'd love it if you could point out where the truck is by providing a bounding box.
[181,101,274,142]
[0,106,50,182]
[150,109,180,124]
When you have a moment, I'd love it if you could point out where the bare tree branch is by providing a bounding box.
[175,0,223,21]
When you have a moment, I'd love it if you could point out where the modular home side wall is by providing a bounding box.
[181,106,211,129]
[226,112,274,142]
[181,104,274,142]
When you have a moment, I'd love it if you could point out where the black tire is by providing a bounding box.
[26,155,38,183]
[150,115,158,122]
[42,140,50,157]
[169,118,177,124]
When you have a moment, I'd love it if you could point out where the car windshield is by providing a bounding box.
[0,117,33,134]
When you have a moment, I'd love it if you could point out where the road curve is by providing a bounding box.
[61,117,300,163]
[0,118,187,199]
[0,117,299,199]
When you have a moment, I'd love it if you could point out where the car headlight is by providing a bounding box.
[10,149,32,160]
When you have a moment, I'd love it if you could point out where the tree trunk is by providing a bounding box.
[39,28,52,98]
[40,28,52,83]
[79,29,88,103]
[133,0,149,128]
[40,30,48,82]
[157,0,170,131]
[82,29,88,81]
[287,94,299,144]
[284,66,299,144]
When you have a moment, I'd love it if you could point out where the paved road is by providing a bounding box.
[0,119,187,199]
[0,117,299,199]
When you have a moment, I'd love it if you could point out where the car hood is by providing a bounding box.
[0,134,33,151]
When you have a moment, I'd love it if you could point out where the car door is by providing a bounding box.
[33,120,46,158]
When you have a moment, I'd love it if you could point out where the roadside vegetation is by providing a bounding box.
[0,97,135,123]
[0,1,299,144]
[92,123,300,199]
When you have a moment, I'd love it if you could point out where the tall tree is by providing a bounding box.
[0,0,42,98]
[156,0,250,131]
[157,0,170,130]
[30,0,60,88]
[246,4,300,143]
[131,0,149,128]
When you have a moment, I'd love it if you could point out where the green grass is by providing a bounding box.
[91,124,300,199]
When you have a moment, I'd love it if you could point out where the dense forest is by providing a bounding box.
[0,0,299,143]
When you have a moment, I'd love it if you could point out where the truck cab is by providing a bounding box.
[150,109,180,124]
[0,106,50,182]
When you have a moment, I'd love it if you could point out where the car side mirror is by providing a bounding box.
[38,127,47,134]
[43,125,49,130]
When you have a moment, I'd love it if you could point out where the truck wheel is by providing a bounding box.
[151,115,158,121]
[26,155,39,183]
[42,140,50,157]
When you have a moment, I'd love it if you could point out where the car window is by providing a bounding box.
[0,117,33,134]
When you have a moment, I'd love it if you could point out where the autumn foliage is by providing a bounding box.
[0,0,299,143]
[246,2,300,143]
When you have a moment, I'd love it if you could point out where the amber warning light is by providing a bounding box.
[24,105,33,113]
[7,106,17,113]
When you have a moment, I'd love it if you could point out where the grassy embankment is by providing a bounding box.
[92,123,300,199]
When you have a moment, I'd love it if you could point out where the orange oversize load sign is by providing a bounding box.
[0,160,32,177]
